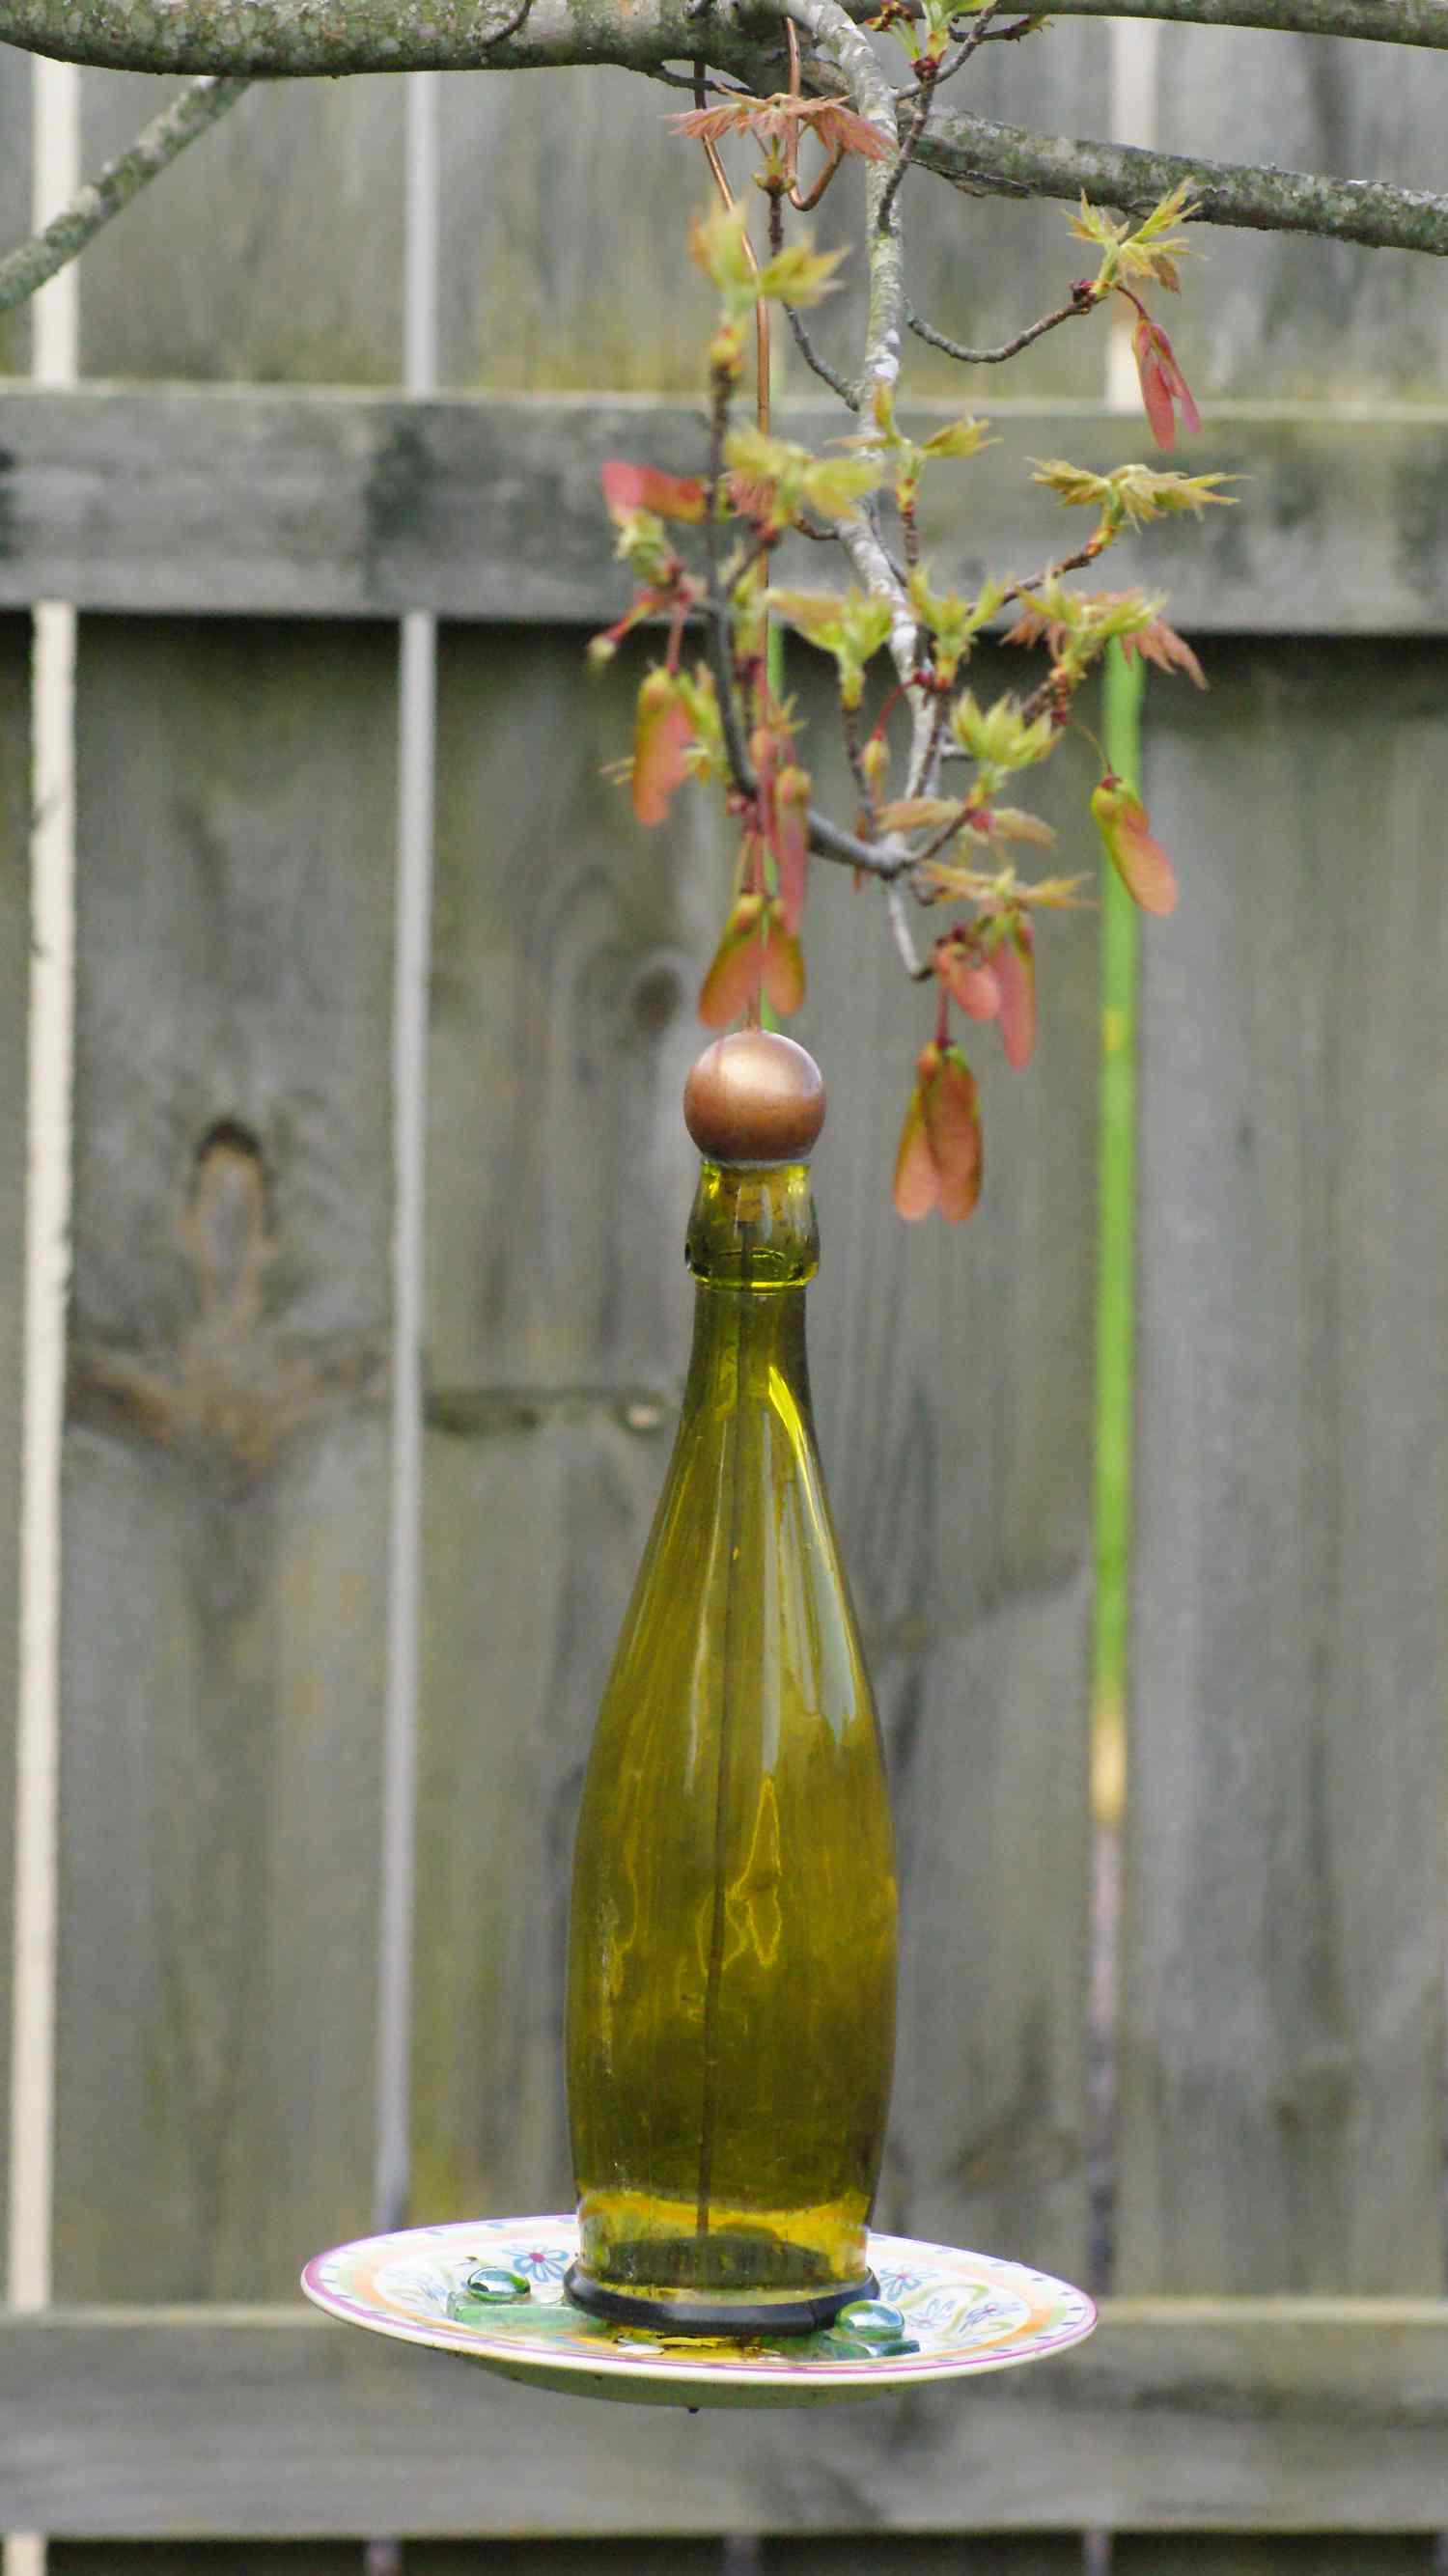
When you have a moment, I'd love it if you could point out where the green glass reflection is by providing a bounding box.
[566,1159,898,2320]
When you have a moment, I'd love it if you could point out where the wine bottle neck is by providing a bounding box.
[684,1160,819,1292]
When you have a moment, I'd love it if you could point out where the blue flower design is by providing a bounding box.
[512,2245,571,2283]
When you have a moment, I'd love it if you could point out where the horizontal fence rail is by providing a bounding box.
[1,389,1447,628]
[6,2303,1448,2535]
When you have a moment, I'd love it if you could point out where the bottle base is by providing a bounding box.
[563,2257,879,2340]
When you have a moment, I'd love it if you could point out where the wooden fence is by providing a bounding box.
[1,14,1447,2572]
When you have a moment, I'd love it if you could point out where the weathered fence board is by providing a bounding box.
[3,390,1447,631]
[1115,638,1448,2576]
[0,618,30,2271]
[75,71,404,383]
[51,615,398,2304]
[794,646,1099,2282]
[8,2302,1448,2535]
[1155,23,1448,403]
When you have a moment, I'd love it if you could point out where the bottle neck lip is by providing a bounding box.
[685,1158,819,1290]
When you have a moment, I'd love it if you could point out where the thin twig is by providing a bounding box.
[933,0,1007,86]
[905,285,1095,366]
[784,302,861,406]
[876,60,940,240]
[0,73,250,317]
[648,62,756,91]
[479,0,535,46]
[885,877,929,976]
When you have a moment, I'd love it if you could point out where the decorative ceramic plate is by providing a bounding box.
[301,2215,1096,2408]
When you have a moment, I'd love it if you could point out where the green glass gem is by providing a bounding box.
[835,2299,905,2338]
[825,2298,918,2358]
[450,2263,531,2316]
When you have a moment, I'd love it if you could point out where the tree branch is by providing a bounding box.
[989,0,1448,45]
[0,74,251,317]
[7,0,1448,69]
[913,106,1448,258]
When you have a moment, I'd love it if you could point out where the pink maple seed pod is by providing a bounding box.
[761,900,806,1018]
[1092,772,1179,917]
[698,893,766,1028]
[631,669,693,827]
[941,936,1001,1023]
[992,916,1037,1069]
[771,764,811,935]
[1132,314,1201,455]
[922,1043,984,1223]
[893,1045,941,1222]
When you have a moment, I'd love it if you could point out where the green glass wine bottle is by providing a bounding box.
[565,1030,899,2336]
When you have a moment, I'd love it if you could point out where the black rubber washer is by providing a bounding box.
[562,2259,879,2340]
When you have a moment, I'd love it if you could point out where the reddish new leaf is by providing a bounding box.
[601,459,707,524]
[1092,772,1179,916]
[632,668,693,826]
[992,916,1037,1068]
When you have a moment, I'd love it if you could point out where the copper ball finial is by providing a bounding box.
[683,1030,826,1165]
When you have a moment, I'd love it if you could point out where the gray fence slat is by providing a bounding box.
[0,619,31,2272]
[8,2302,1448,2535]
[50,615,398,2304]
[404,2551,729,2572]
[1,388,1440,630]
[1113,2548,1440,2576]
[1155,23,1448,402]
[75,72,404,383]
[1115,640,1448,2565]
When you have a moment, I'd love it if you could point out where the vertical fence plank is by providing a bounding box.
[0,619,32,2272]
[1153,23,1448,402]
[75,72,404,383]
[409,624,711,2224]
[1115,640,1448,2576]
[50,616,397,2313]
[433,26,1109,402]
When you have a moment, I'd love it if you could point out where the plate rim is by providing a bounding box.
[300,2214,1098,2394]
